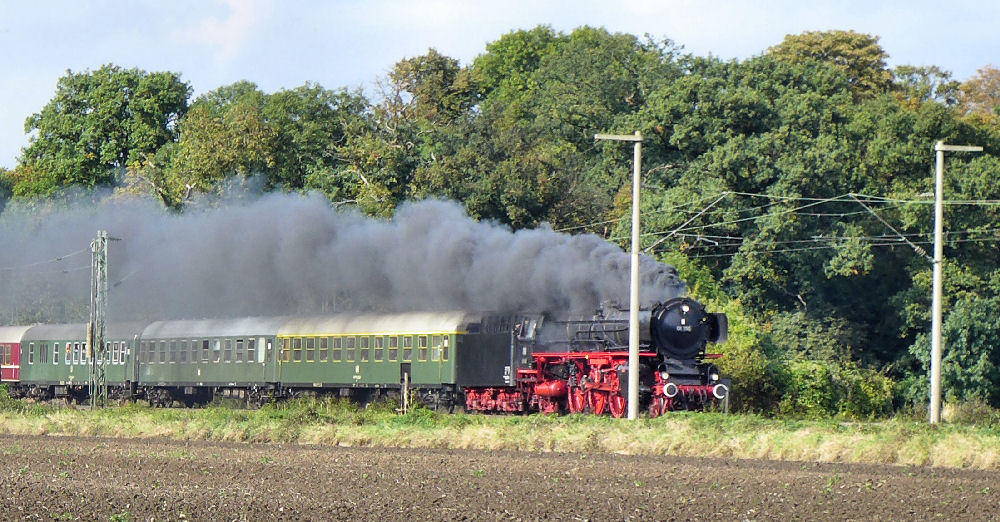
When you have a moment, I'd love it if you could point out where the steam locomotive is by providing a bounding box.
[0,297,727,416]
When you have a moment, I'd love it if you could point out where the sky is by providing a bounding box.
[1,0,998,169]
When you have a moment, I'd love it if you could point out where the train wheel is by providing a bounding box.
[567,388,586,414]
[608,394,626,418]
[587,391,607,415]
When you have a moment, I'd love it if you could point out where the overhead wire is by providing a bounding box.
[0,248,89,273]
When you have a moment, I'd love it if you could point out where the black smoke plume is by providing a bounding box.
[0,192,684,324]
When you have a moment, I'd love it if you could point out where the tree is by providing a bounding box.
[910,291,1000,407]
[17,64,190,197]
[0,167,11,214]
[142,81,275,207]
[893,65,959,106]
[956,65,1000,125]
[265,83,369,191]
[388,49,478,124]
[768,30,892,98]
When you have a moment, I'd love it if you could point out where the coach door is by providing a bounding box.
[400,363,411,401]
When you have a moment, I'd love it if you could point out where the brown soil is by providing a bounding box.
[0,434,998,520]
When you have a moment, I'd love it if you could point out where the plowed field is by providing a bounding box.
[0,434,997,520]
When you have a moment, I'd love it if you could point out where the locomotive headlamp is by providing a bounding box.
[660,371,669,381]
[710,372,719,382]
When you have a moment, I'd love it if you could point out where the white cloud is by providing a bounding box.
[173,0,271,63]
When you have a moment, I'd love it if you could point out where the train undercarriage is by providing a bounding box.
[463,351,729,417]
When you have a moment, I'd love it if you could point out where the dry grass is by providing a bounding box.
[1,397,999,469]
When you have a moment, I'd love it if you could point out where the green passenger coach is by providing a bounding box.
[6,310,525,410]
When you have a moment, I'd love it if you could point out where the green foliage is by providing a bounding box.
[768,30,893,97]
[778,359,837,416]
[17,64,191,198]
[910,293,1000,407]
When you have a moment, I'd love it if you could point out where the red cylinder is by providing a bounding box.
[534,380,568,397]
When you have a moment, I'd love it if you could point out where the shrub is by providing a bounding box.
[777,359,837,416]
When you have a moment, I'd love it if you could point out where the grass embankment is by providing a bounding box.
[2,395,999,469]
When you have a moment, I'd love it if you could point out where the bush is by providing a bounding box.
[942,399,1000,427]
[835,364,895,418]
[777,359,837,416]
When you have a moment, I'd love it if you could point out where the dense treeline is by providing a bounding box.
[3,27,1000,417]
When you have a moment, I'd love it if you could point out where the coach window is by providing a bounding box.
[158,341,166,363]
[431,335,442,361]
[28,343,34,365]
[318,337,329,362]
[201,340,210,363]
[281,338,290,362]
[360,336,370,362]
[332,337,342,361]
[53,343,60,365]
[212,339,222,363]
[223,339,233,363]
[266,341,274,363]
[292,338,302,362]
[235,339,245,363]
[344,337,355,362]
[374,337,384,362]
[72,343,79,365]
[403,336,413,362]
[189,340,199,364]
[112,342,119,364]
[418,335,428,362]
[305,338,315,362]
[180,341,188,363]
[442,337,450,361]
[169,341,178,363]
[388,337,398,362]
[247,338,257,363]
